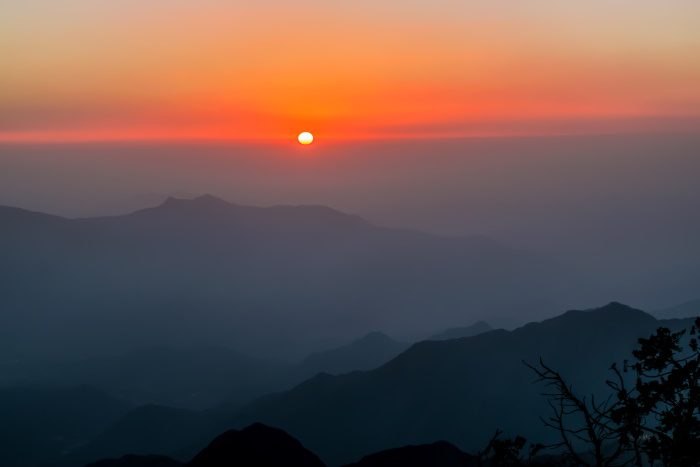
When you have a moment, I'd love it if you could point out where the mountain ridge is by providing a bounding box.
[231,303,672,464]
[49,303,692,466]
[0,195,582,360]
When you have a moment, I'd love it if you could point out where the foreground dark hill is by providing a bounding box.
[234,303,683,465]
[0,196,588,360]
[188,423,325,467]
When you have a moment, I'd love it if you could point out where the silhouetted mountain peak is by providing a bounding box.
[598,301,639,313]
[134,195,369,230]
[540,302,647,323]
[188,423,325,467]
[566,301,653,321]
[519,302,656,336]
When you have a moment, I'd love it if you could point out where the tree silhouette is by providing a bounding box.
[523,317,699,467]
[610,318,700,466]
[525,358,624,466]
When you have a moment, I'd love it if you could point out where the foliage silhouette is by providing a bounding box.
[520,317,700,466]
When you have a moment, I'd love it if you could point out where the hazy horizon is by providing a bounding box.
[3,132,698,314]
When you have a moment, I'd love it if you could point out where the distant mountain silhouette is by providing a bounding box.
[1,345,289,410]
[296,332,408,378]
[188,423,325,467]
[0,384,130,467]
[233,303,682,464]
[428,321,493,341]
[653,299,700,319]
[343,441,477,467]
[86,455,183,467]
[0,196,586,361]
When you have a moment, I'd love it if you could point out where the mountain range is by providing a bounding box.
[0,196,591,361]
[2,328,446,411]
[44,302,695,467]
[233,302,672,464]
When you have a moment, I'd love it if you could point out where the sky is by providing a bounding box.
[2,0,700,142]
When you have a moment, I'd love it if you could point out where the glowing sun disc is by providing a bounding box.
[297,131,314,145]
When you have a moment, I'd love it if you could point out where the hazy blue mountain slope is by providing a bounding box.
[53,303,690,466]
[233,303,670,465]
[0,196,586,360]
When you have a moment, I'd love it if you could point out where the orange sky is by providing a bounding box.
[2,0,700,142]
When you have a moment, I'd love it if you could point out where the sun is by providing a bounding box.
[297,131,314,145]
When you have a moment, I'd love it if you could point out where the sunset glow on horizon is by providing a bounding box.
[2,0,700,143]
